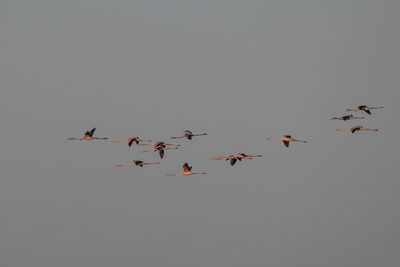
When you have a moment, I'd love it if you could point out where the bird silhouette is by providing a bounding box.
[346,105,383,115]
[117,160,160,168]
[212,153,262,166]
[170,130,207,140]
[331,114,365,121]
[267,135,307,148]
[67,128,108,141]
[112,136,152,147]
[140,142,179,159]
[336,125,378,133]
[166,162,207,176]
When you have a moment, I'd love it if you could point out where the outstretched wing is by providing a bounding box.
[283,141,290,148]
[87,128,96,137]
[230,158,237,166]
[364,109,371,115]
[158,149,164,159]
[128,138,135,147]
[183,162,191,171]
[351,126,361,133]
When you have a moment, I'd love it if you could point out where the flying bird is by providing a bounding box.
[336,125,378,133]
[67,128,108,141]
[166,162,207,176]
[139,141,180,148]
[267,135,307,148]
[331,114,365,121]
[170,130,207,140]
[212,153,262,166]
[117,160,160,168]
[346,105,384,115]
[112,136,152,147]
[140,142,179,159]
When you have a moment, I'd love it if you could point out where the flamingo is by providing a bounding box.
[112,136,152,147]
[212,153,262,166]
[336,125,378,133]
[139,141,180,148]
[170,130,207,140]
[140,142,179,159]
[166,162,206,176]
[117,160,160,168]
[67,128,107,141]
[331,114,364,121]
[267,135,307,148]
[346,105,384,115]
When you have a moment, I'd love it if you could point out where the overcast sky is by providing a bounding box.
[1,1,400,266]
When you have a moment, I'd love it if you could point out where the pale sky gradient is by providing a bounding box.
[1,1,400,267]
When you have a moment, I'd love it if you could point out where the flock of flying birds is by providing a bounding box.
[67,104,383,176]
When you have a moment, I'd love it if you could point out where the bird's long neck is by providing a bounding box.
[370,106,384,110]
[93,137,108,140]
[140,149,155,153]
[117,164,135,167]
[267,138,282,142]
[363,128,378,131]
[144,162,160,165]
[336,128,350,131]
[166,173,183,176]
[193,133,207,136]
[170,136,184,139]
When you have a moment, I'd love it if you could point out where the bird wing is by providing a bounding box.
[88,128,96,137]
[183,162,191,172]
[351,126,360,133]
[283,141,290,147]
[158,149,164,159]
[364,109,371,115]
[128,138,135,147]
[230,158,237,166]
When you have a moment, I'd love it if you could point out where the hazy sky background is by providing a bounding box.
[1,1,400,266]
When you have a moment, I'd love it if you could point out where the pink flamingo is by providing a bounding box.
[170,130,207,140]
[139,141,180,148]
[112,136,152,147]
[346,105,383,115]
[117,160,160,168]
[166,162,206,176]
[212,153,262,166]
[140,142,179,159]
[331,114,364,121]
[267,135,307,148]
[67,128,107,141]
[336,125,378,133]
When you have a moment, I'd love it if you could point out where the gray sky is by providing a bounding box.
[1,1,400,266]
